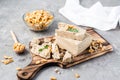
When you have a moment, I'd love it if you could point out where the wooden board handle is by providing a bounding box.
[17,60,61,80]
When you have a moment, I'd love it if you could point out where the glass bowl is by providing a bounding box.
[23,10,54,31]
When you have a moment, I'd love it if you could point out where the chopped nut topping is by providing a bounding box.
[50,76,57,80]
[75,73,80,78]
[44,37,52,42]
[67,25,79,33]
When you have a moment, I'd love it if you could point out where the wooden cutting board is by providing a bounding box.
[17,29,113,80]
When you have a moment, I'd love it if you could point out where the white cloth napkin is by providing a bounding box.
[59,0,120,31]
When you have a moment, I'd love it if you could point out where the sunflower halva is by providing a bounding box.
[30,22,92,63]
[55,22,92,56]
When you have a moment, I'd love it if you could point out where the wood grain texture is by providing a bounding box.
[17,29,113,80]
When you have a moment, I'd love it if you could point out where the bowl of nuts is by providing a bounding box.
[23,10,54,31]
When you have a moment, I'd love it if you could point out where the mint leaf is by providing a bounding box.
[38,45,49,52]
[67,28,79,33]
[44,45,49,49]
[39,48,43,52]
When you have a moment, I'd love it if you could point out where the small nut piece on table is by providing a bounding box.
[13,43,25,54]
[54,68,61,74]
[50,76,57,80]
[16,67,22,71]
[4,55,12,59]
[75,73,80,78]
[1,55,14,65]
[1,59,14,65]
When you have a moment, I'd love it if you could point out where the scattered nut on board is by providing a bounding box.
[41,59,47,63]
[50,76,57,80]
[1,55,14,65]
[35,60,41,64]
[75,73,80,78]
[16,67,22,71]
[89,40,104,54]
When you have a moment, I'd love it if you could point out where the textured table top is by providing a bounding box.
[0,0,120,80]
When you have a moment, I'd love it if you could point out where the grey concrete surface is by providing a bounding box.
[0,0,120,80]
